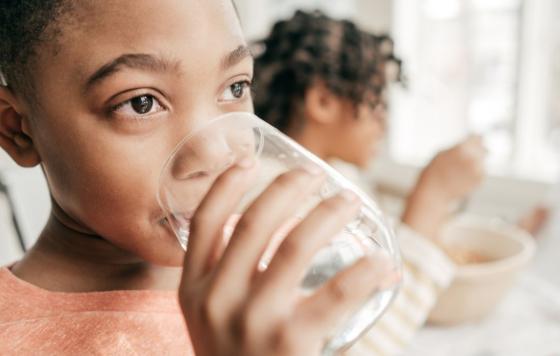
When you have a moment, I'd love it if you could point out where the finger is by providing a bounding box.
[253,191,361,301]
[212,168,325,290]
[463,135,488,157]
[297,253,399,335]
[183,159,257,281]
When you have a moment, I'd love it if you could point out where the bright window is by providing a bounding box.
[390,0,560,183]
[236,0,560,183]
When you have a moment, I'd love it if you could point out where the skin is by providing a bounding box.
[3,0,254,289]
[288,81,486,240]
[0,1,396,354]
[517,206,549,236]
[402,136,487,239]
[289,83,386,169]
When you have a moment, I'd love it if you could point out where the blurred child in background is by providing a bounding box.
[253,10,487,355]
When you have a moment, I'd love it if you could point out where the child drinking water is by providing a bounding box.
[0,1,395,355]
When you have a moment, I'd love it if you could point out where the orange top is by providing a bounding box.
[0,267,194,355]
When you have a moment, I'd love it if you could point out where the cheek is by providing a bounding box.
[39,122,182,265]
[371,124,384,144]
[359,118,384,147]
[42,136,184,264]
[46,142,159,222]
[350,121,383,162]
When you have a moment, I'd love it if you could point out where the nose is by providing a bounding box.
[161,129,238,221]
[171,129,237,181]
[160,113,258,217]
[169,114,258,181]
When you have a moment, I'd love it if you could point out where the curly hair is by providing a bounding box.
[0,0,75,98]
[253,10,403,133]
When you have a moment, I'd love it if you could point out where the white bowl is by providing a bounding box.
[428,216,536,325]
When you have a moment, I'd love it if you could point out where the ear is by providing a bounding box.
[0,87,41,167]
[303,81,345,126]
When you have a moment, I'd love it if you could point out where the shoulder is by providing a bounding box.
[0,266,36,323]
[0,267,192,355]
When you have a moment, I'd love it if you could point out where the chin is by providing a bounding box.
[130,225,186,267]
[140,246,185,267]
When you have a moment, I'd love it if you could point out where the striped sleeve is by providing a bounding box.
[345,223,456,356]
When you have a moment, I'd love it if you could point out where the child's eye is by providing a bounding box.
[219,81,252,103]
[111,94,166,119]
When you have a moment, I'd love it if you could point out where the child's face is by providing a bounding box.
[22,0,253,266]
[334,98,386,169]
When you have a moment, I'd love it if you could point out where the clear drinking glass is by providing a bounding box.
[157,112,401,354]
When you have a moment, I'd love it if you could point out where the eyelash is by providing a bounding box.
[219,80,254,103]
[108,79,253,121]
[110,94,166,121]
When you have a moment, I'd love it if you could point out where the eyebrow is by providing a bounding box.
[221,45,253,70]
[84,45,253,92]
[84,53,180,91]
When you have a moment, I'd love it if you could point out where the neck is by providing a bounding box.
[10,208,181,293]
[289,126,332,162]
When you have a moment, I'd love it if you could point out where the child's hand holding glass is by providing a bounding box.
[158,113,401,355]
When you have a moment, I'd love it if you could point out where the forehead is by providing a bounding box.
[35,0,243,88]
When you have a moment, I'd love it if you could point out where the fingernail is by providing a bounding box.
[340,189,358,202]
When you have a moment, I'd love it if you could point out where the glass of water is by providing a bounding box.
[157,112,401,354]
